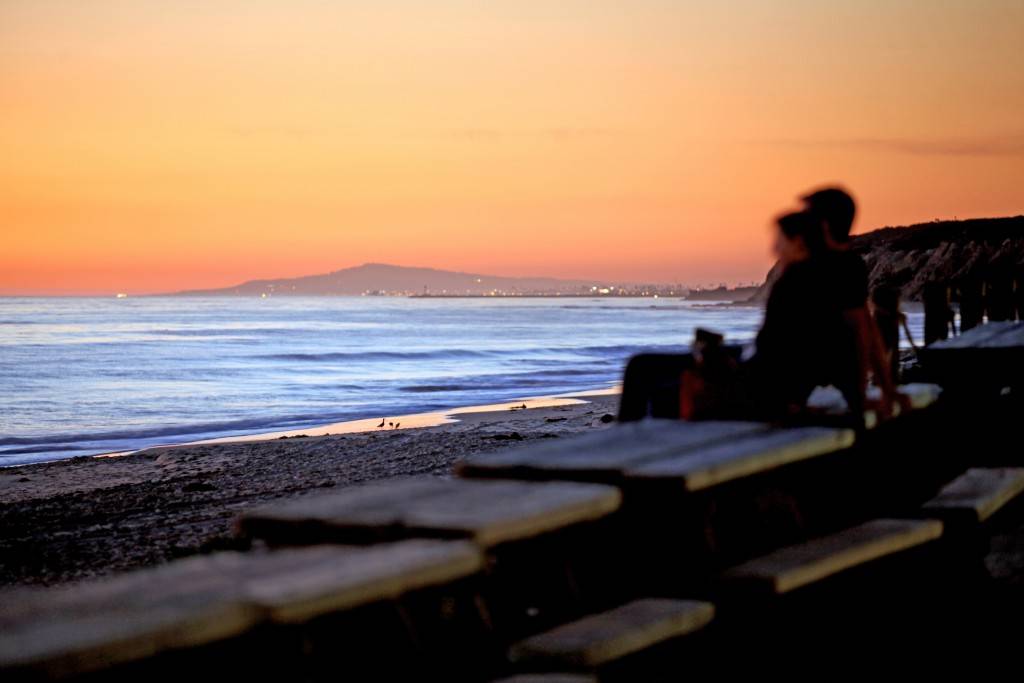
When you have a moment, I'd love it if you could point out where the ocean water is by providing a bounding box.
[0,297,923,466]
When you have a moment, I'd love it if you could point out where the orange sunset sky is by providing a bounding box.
[2,1,1023,295]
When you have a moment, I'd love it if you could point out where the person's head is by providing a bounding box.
[773,211,824,266]
[801,187,856,247]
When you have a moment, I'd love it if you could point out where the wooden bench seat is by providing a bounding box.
[238,539,483,624]
[460,422,853,496]
[239,477,622,549]
[0,560,257,679]
[507,599,714,670]
[920,323,1024,391]
[921,468,1024,526]
[721,518,943,594]
[458,420,768,483]
[624,427,854,492]
[0,540,482,678]
[927,321,1022,349]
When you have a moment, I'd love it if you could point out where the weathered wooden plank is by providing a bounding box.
[0,555,258,678]
[394,481,622,548]
[240,540,483,623]
[458,420,768,481]
[722,519,943,594]
[459,421,658,469]
[508,599,714,669]
[240,477,622,549]
[239,477,455,538]
[929,321,1020,349]
[922,468,1024,525]
[0,541,483,677]
[625,427,855,491]
[975,322,1024,348]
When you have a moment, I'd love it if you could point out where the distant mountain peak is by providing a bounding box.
[170,263,613,297]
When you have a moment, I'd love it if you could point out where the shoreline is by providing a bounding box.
[91,386,619,461]
[0,389,622,587]
[6,386,621,469]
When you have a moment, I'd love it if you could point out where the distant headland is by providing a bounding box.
[168,263,688,298]
[166,216,1024,301]
[748,215,1024,302]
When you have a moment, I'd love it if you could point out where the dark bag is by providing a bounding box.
[679,329,742,420]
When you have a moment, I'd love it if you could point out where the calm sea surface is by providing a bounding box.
[0,297,923,466]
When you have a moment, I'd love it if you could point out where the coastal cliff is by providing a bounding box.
[750,215,1024,302]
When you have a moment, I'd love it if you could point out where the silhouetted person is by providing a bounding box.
[870,285,917,384]
[986,268,1015,322]
[957,277,985,332]
[620,211,852,421]
[802,187,897,418]
[742,210,856,417]
[923,282,955,344]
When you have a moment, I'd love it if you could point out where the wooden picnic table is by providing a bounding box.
[239,477,621,550]
[457,419,857,599]
[238,478,625,642]
[921,321,1024,390]
[0,540,483,679]
[459,384,940,489]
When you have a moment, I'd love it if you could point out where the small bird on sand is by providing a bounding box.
[394,422,401,429]
[377,418,386,428]
[389,422,394,428]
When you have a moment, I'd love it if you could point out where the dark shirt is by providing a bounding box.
[821,249,869,311]
[750,257,858,411]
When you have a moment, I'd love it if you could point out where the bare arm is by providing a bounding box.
[901,316,919,351]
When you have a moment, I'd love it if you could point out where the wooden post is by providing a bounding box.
[985,270,1015,322]
[956,277,985,332]
[923,282,954,345]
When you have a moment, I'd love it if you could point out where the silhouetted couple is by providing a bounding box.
[619,187,899,426]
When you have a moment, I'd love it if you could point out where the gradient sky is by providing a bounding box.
[2,1,1023,294]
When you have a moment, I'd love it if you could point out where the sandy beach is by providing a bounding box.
[0,393,620,588]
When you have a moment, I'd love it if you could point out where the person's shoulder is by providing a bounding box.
[771,259,829,296]
[816,249,868,284]
[839,249,867,275]
[765,262,803,300]
[819,248,865,269]
[822,248,870,307]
